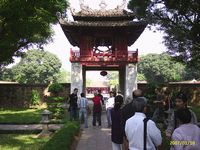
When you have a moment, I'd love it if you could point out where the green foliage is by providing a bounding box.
[183,66,200,80]
[48,83,64,95]
[2,49,62,83]
[0,122,80,150]
[138,53,185,84]
[143,83,158,113]
[31,90,40,106]
[191,106,200,122]
[41,121,80,150]
[128,0,200,70]
[106,71,119,88]
[137,73,146,81]
[86,78,92,87]
[57,69,71,83]
[47,83,65,119]
[0,0,68,65]
[47,96,65,120]
[0,68,14,81]
[47,96,65,102]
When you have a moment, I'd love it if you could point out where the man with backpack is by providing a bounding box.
[125,97,162,150]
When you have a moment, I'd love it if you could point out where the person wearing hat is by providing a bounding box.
[166,92,198,138]
[125,97,162,150]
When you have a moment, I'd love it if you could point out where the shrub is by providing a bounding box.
[47,96,64,102]
[41,121,80,150]
[48,83,64,96]
[31,90,40,106]
[46,96,65,120]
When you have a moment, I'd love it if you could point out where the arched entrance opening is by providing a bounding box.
[85,70,119,99]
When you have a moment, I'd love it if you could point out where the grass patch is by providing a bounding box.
[0,121,80,150]
[0,108,43,124]
[0,108,69,124]
[41,121,80,150]
[0,134,49,150]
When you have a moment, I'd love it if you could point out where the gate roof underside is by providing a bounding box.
[60,19,147,46]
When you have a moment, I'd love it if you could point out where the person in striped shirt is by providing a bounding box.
[78,93,89,128]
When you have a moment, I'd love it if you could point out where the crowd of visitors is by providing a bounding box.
[68,87,200,150]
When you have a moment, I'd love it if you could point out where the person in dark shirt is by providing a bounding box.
[152,87,165,122]
[111,95,124,150]
[98,89,104,105]
[69,88,78,121]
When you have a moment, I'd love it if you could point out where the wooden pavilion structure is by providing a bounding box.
[59,0,147,98]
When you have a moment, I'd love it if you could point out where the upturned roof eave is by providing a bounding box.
[59,19,147,47]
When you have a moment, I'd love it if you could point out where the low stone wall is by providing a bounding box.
[138,83,200,105]
[1,82,199,108]
[0,83,70,108]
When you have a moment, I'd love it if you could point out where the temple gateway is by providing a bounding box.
[58,0,147,99]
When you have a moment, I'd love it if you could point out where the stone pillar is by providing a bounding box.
[125,63,137,100]
[71,63,83,94]
[119,67,126,97]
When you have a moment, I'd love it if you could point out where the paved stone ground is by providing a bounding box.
[76,109,112,150]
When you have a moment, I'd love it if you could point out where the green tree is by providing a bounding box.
[57,69,71,83]
[86,79,92,87]
[2,49,62,84]
[183,66,200,80]
[106,71,119,88]
[128,0,200,69]
[0,67,14,81]
[138,53,185,84]
[137,73,146,81]
[0,0,68,65]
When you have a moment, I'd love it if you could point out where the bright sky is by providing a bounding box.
[43,0,167,72]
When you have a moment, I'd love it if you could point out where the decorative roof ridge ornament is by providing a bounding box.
[79,0,92,11]
[99,0,107,10]
[71,0,131,17]
[116,0,126,10]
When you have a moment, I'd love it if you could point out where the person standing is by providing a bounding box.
[111,95,124,150]
[152,87,165,122]
[166,92,197,138]
[78,93,88,128]
[121,89,143,136]
[125,97,162,150]
[98,89,104,105]
[170,108,200,150]
[69,88,78,121]
[92,92,102,126]
[106,91,115,128]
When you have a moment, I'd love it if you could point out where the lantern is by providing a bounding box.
[100,71,107,76]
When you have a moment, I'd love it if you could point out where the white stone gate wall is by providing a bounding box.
[125,63,137,100]
[71,63,83,94]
